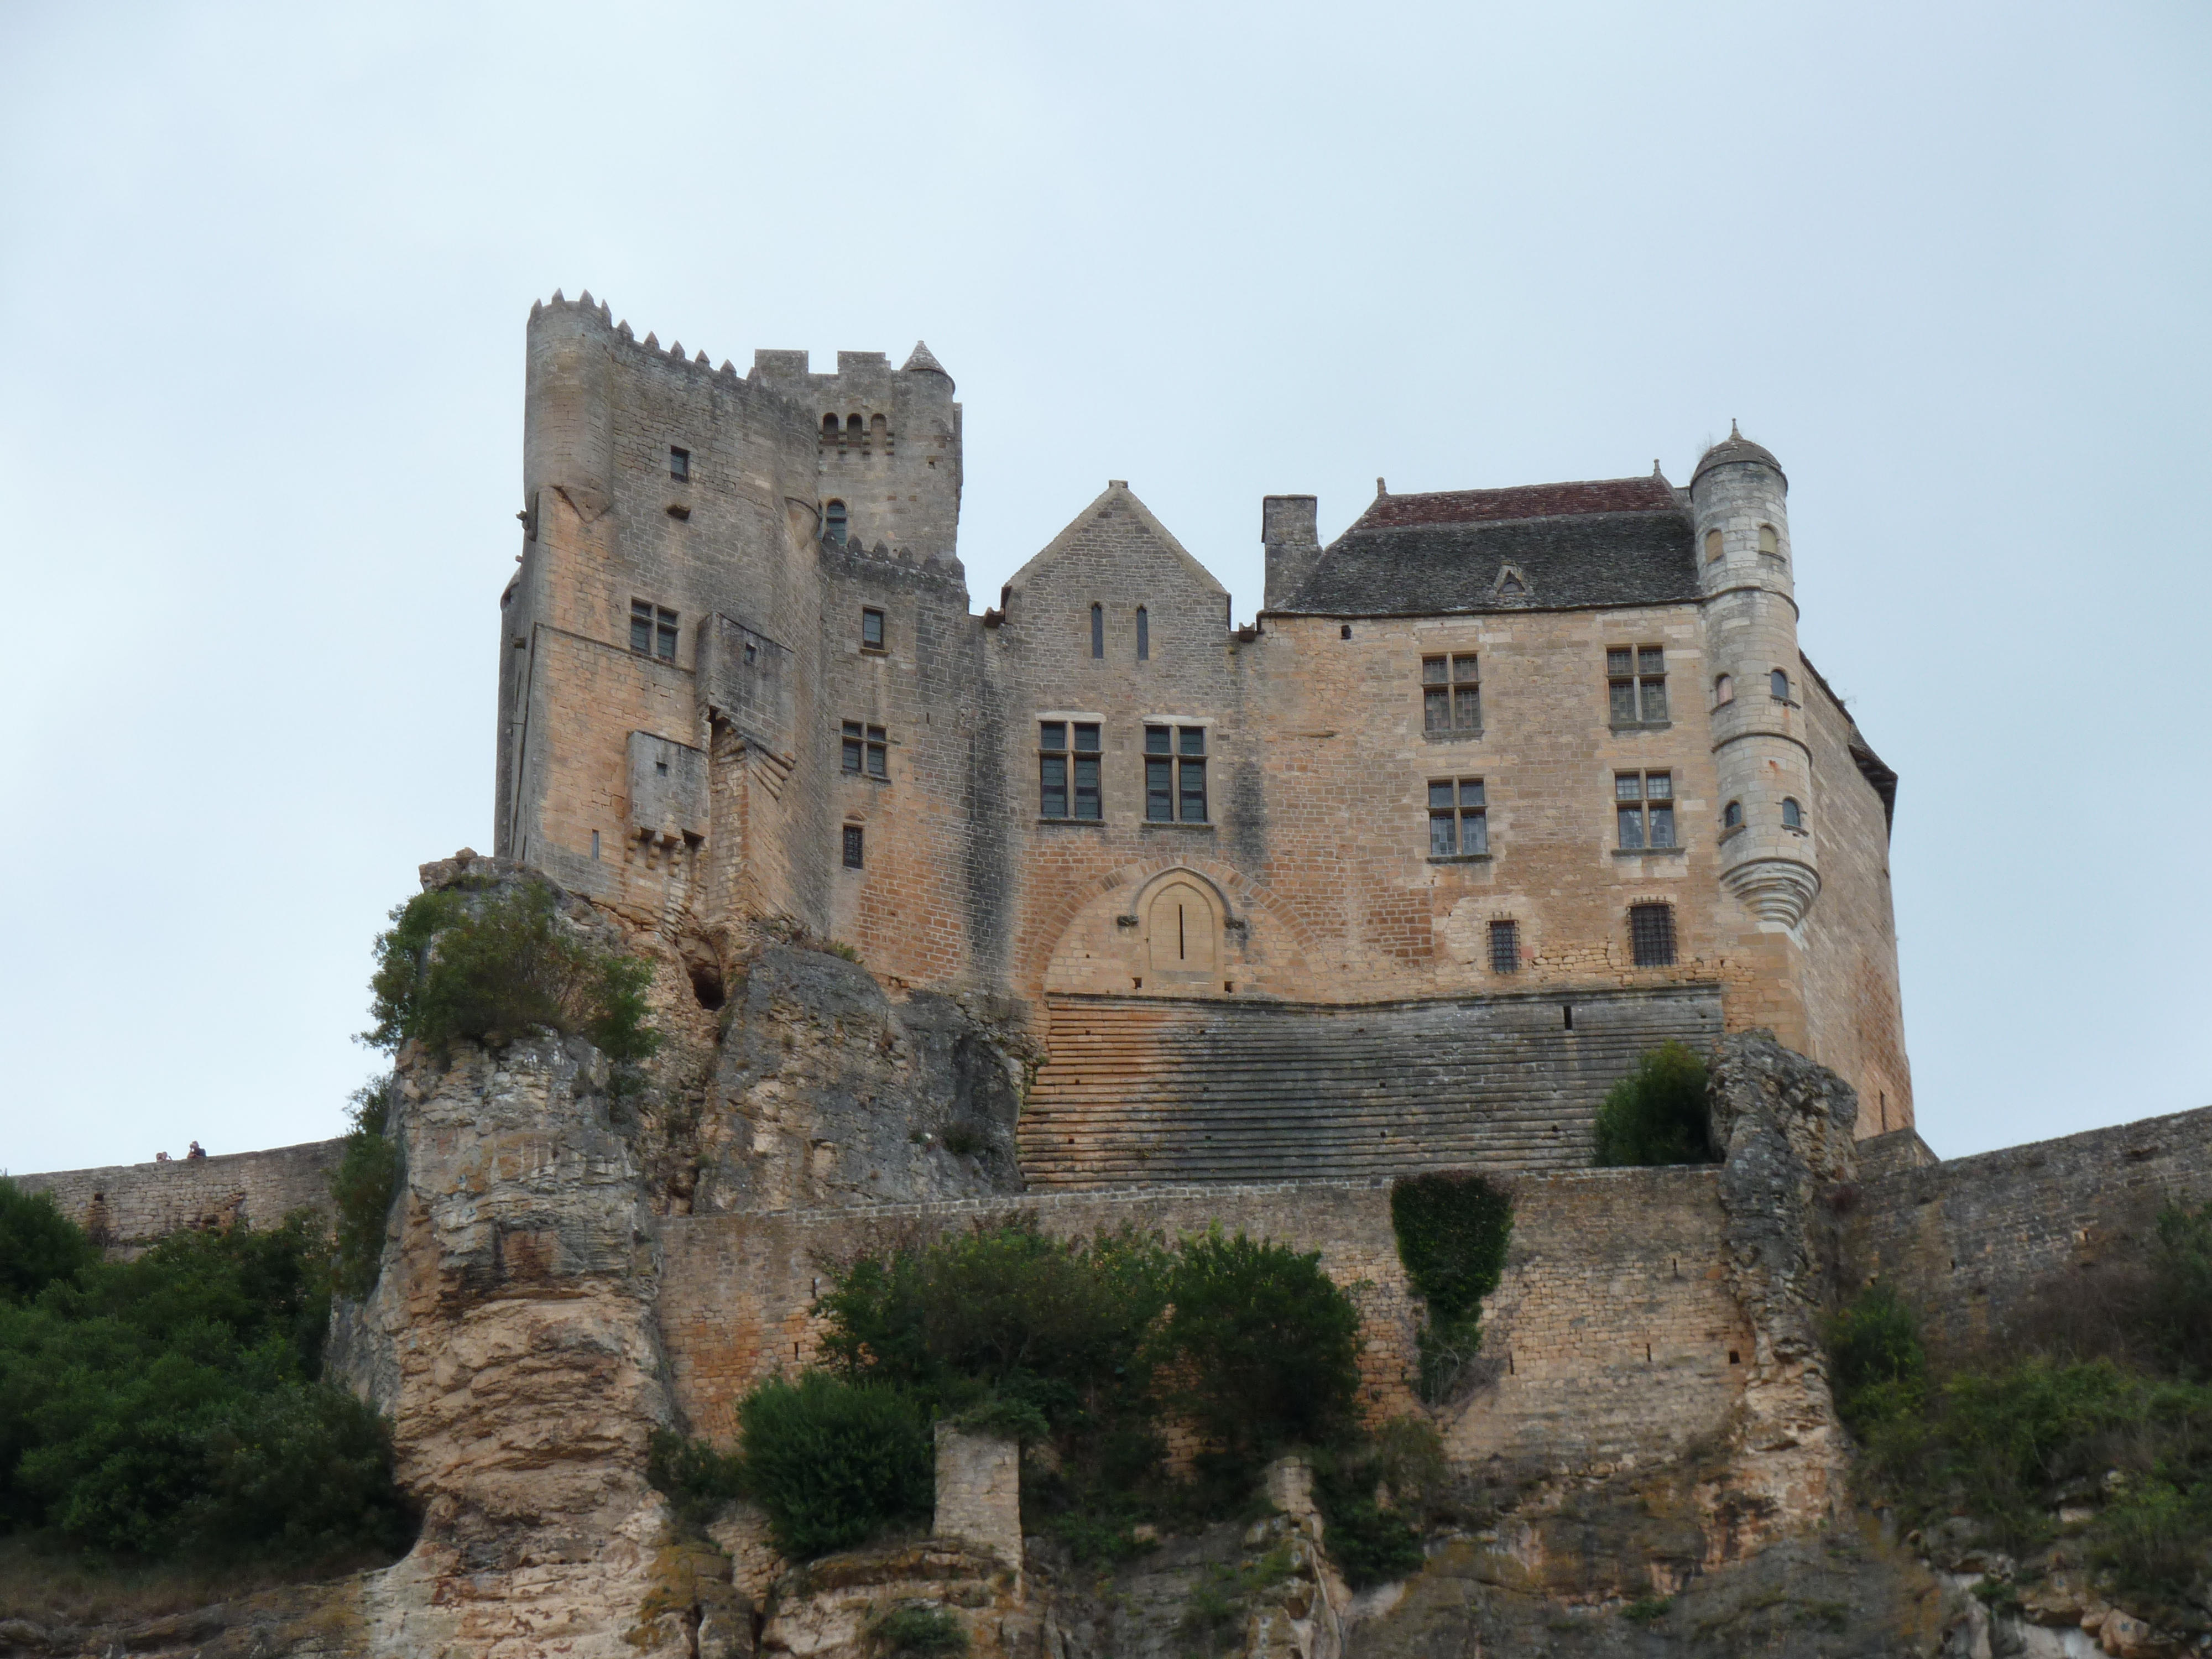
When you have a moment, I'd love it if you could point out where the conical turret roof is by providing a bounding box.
[1691,421,1785,486]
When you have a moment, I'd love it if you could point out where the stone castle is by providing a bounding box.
[497,290,1910,1188]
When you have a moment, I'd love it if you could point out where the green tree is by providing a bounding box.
[733,1373,933,1558]
[0,1180,97,1305]
[1592,1042,1717,1167]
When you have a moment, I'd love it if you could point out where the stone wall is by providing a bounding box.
[14,1139,344,1254]
[1840,1102,2212,1366]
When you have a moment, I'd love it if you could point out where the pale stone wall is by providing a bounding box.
[933,1426,1023,1567]
[14,1140,344,1254]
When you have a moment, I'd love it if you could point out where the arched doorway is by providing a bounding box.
[1145,878,1219,988]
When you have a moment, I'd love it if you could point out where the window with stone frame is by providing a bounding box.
[861,607,886,651]
[842,722,888,779]
[1428,777,1488,856]
[1607,645,1668,726]
[1488,918,1521,974]
[1629,902,1676,967]
[630,599,677,661]
[1421,654,1481,733]
[841,823,864,869]
[1145,724,1207,822]
[823,500,848,545]
[669,446,690,482]
[1039,721,1102,820]
[1614,770,1676,849]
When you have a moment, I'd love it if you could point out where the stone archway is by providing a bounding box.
[1144,877,1219,989]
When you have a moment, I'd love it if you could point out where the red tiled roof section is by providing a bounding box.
[1355,476,1678,530]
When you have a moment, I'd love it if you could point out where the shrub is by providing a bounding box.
[734,1373,932,1559]
[645,1428,744,1527]
[1156,1229,1361,1468]
[364,880,658,1061]
[2144,1200,2212,1379]
[1390,1173,1512,1402]
[1825,1281,1926,1431]
[330,1079,401,1301]
[938,1123,986,1158]
[1312,1448,1425,1589]
[0,1180,97,1305]
[872,1605,968,1655]
[1592,1042,1716,1167]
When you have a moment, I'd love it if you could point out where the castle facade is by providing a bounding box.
[496,294,1911,1176]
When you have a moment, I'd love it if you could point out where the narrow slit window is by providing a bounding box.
[1090,603,1104,659]
[1630,902,1677,966]
[861,607,885,651]
[1136,606,1149,661]
[841,824,864,869]
[669,446,690,481]
[1488,919,1520,974]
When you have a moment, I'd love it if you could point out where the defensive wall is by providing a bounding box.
[14,1139,345,1255]
[1841,1104,2212,1366]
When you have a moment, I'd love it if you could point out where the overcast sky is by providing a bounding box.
[3,1,2206,1174]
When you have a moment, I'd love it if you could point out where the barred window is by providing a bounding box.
[630,599,677,660]
[1615,771,1675,849]
[861,608,885,651]
[1488,919,1520,974]
[1145,724,1207,822]
[1428,777,1488,856]
[842,721,888,779]
[1629,902,1676,967]
[841,824,864,869]
[1607,644,1668,725]
[1039,721,1102,820]
[1421,654,1481,732]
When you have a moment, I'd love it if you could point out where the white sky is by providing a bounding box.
[2,1,2206,1173]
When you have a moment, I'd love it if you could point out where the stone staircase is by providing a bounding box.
[1018,985,1723,1188]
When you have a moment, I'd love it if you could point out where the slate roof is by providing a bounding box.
[1276,475,1699,617]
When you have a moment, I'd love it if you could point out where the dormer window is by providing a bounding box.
[669,446,690,481]
[824,500,847,546]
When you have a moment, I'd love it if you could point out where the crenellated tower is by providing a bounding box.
[1693,425,1820,929]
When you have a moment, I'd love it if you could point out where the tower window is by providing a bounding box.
[861,608,885,651]
[1770,669,1791,701]
[1145,725,1208,822]
[1714,674,1734,706]
[847,414,864,437]
[842,721,888,779]
[1428,777,1488,856]
[1615,771,1675,850]
[1629,902,1677,967]
[1038,721,1102,820]
[1607,645,1668,725]
[669,446,690,481]
[1704,528,1723,562]
[824,500,847,545]
[1421,654,1481,733]
[1759,525,1781,557]
[1781,796,1803,830]
[1723,799,1743,830]
[630,599,678,660]
[1090,603,1104,659]
[822,413,839,437]
[1488,919,1520,974]
[842,824,864,869]
[1136,606,1149,661]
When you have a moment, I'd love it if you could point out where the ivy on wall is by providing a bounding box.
[1390,1171,1514,1403]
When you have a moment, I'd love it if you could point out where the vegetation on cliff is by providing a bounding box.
[364,877,659,1060]
[0,1181,412,1571]
[1832,1202,2212,1625]
[329,1077,401,1300]
[1592,1041,1718,1167]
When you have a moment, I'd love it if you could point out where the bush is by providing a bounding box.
[1155,1229,1362,1469]
[0,1181,97,1305]
[734,1373,932,1558]
[872,1605,968,1655]
[1825,1281,1926,1431]
[2144,1200,2212,1379]
[645,1429,744,1528]
[1390,1173,1512,1402]
[364,880,658,1061]
[0,1213,411,1564]
[1312,1448,1426,1589]
[330,1079,401,1301]
[1592,1042,1716,1167]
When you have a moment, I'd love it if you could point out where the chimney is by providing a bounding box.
[1261,495,1321,611]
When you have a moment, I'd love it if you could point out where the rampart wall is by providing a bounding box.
[14,1140,346,1255]
[1840,1103,2212,1367]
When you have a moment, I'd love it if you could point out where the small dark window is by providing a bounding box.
[1136,606,1149,661]
[842,824,864,869]
[824,500,847,545]
[669,446,690,481]
[1090,603,1103,659]
[1488,919,1520,974]
[1770,669,1791,701]
[841,721,888,778]
[1630,902,1677,967]
[1039,721,1102,820]
[1781,796,1802,829]
[1723,799,1743,830]
[1615,771,1674,850]
[823,413,839,437]
[861,608,885,650]
[1421,654,1480,732]
[1340,624,1352,640]
[632,599,677,660]
[655,759,669,776]
[1428,778,1487,855]
[847,414,864,437]
[1607,644,1668,725]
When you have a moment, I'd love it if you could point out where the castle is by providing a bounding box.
[498,291,1911,1178]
